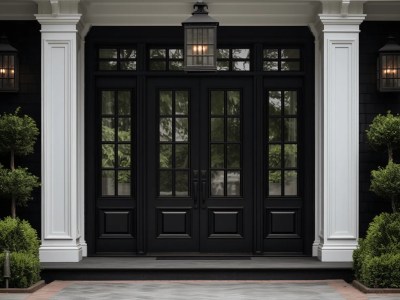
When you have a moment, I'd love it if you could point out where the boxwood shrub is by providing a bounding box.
[353,212,400,288]
[0,217,41,288]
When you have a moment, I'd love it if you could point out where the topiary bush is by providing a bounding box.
[353,212,400,288]
[0,252,40,288]
[0,217,41,288]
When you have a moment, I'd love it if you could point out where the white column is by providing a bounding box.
[317,14,365,262]
[36,14,83,262]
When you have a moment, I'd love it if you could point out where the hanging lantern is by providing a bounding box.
[377,36,400,92]
[182,1,219,71]
[0,35,19,92]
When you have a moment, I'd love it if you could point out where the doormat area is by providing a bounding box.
[156,257,252,260]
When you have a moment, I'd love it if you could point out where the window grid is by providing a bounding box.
[217,48,251,72]
[149,48,184,71]
[98,48,137,71]
[263,48,301,72]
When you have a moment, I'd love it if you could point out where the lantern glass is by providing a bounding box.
[377,37,400,92]
[0,36,19,92]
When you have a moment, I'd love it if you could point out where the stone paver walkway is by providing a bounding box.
[0,280,399,300]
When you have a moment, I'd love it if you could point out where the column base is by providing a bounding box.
[317,243,357,262]
[81,241,88,257]
[39,245,82,262]
[312,240,320,257]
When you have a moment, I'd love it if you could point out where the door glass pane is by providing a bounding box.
[102,118,115,141]
[99,49,117,59]
[284,91,297,115]
[118,144,131,168]
[175,118,189,141]
[211,144,224,168]
[227,144,240,168]
[233,61,250,71]
[284,144,297,168]
[211,118,224,141]
[159,171,173,196]
[269,118,281,142]
[118,171,131,196]
[227,118,240,142]
[102,91,114,114]
[160,118,173,141]
[269,144,281,168]
[175,91,188,115]
[281,49,300,59]
[268,171,281,196]
[227,91,240,115]
[269,91,281,115]
[159,144,172,168]
[284,118,297,142]
[175,171,188,196]
[232,49,250,59]
[118,91,131,115]
[175,144,189,168]
[227,171,240,196]
[102,171,115,196]
[264,49,278,59]
[160,91,173,115]
[211,171,224,196]
[102,144,115,167]
[284,171,297,195]
[211,91,224,115]
[281,61,300,71]
[118,118,131,141]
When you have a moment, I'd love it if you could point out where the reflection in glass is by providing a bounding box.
[217,61,229,71]
[150,49,166,58]
[211,171,224,196]
[284,170,297,196]
[160,144,172,169]
[217,49,230,59]
[102,91,114,114]
[232,49,250,59]
[120,61,136,70]
[211,118,224,141]
[211,91,224,115]
[269,118,281,142]
[175,118,189,141]
[175,171,188,196]
[118,91,131,115]
[281,49,300,59]
[227,118,240,142]
[102,170,115,196]
[269,91,281,115]
[99,49,117,59]
[284,144,297,168]
[227,144,240,168]
[264,49,278,59]
[118,171,131,196]
[284,91,297,115]
[176,91,189,115]
[227,91,240,115]
[102,118,115,141]
[150,61,166,70]
[211,144,224,168]
[159,171,172,196]
[120,49,136,59]
[118,144,131,168]
[159,118,173,141]
[263,61,278,71]
[227,171,240,196]
[118,118,131,142]
[99,61,117,70]
[269,144,281,168]
[175,144,189,168]
[169,61,184,71]
[281,61,300,71]
[160,91,173,115]
[169,49,183,59]
[102,144,115,167]
[233,61,250,71]
[284,118,297,142]
[269,171,281,196]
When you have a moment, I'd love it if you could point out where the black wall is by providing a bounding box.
[359,21,400,237]
[0,21,41,235]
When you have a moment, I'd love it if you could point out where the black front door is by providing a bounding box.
[147,77,253,253]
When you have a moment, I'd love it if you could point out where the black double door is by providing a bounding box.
[146,77,253,253]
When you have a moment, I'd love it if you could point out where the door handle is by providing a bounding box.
[201,170,207,209]
[193,170,199,209]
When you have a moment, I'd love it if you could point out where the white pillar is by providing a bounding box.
[36,14,83,262]
[317,14,365,262]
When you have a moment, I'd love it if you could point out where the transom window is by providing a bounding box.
[149,48,184,71]
[217,48,251,71]
[98,48,137,71]
[263,48,301,72]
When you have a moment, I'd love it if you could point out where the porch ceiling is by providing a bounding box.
[0,0,400,24]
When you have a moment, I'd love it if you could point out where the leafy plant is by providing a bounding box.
[0,252,40,288]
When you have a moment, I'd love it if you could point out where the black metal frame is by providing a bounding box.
[85,26,315,256]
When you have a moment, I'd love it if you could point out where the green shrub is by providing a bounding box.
[0,252,40,288]
[353,213,400,288]
[0,217,40,255]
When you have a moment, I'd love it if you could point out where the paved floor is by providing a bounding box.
[0,280,399,300]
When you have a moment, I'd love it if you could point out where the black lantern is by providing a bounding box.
[0,36,18,92]
[377,36,400,92]
[182,1,219,71]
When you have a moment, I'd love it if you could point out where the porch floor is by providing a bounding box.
[41,257,353,282]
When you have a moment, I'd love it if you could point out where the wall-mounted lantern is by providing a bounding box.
[182,1,219,71]
[0,35,19,92]
[377,36,400,92]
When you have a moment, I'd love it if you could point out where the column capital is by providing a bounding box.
[318,14,366,33]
